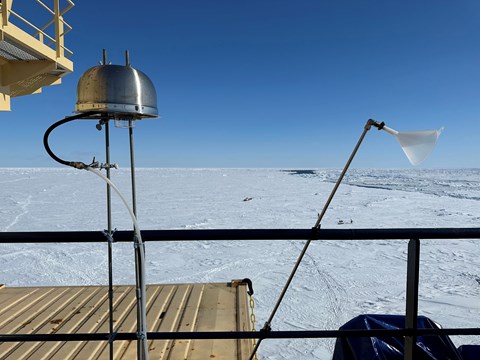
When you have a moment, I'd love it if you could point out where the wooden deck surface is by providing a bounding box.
[0,281,253,359]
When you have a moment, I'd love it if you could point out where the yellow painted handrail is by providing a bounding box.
[1,0,74,58]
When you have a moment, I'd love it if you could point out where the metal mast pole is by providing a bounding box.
[101,48,115,360]
[129,120,149,359]
[105,119,115,360]
[124,49,148,359]
[248,120,380,360]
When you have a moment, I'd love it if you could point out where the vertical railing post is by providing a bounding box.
[405,238,420,360]
[54,0,64,58]
[1,0,10,26]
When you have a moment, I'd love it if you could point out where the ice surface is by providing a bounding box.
[1,167,479,359]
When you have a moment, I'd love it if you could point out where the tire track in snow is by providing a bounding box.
[31,247,106,286]
[4,195,32,231]
[288,240,349,331]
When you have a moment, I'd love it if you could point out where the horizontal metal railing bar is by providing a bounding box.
[60,1,75,17]
[34,0,55,15]
[5,0,74,57]
[0,228,479,243]
[2,328,480,342]
[1,228,478,357]
[8,9,57,44]
[36,17,73,38]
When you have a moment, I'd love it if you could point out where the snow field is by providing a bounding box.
[0,168,479,359]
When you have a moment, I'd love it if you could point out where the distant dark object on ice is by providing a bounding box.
[243,197,253,202]
[282,169,317,176]
[337,219,353,225]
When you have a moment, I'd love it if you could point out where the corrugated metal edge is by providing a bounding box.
[0,282,253,360]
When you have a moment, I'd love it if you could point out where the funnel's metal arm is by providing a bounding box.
[365,118,383,130]
[367,118,398,136]
[314,119,374,228]
[381,125,399,136]
[248,119,375,360]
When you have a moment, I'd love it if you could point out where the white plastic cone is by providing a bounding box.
[394,127,444,166]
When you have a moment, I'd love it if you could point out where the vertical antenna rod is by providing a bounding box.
[129,119,149,360]
[105,120,115,360]
[102,48,115,360]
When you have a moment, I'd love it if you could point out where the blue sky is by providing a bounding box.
[2,0,480,168]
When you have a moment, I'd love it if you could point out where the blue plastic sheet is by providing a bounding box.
[458,345,480,360]
[332,314,462,360]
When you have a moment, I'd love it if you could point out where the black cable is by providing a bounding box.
[43,112,97,168]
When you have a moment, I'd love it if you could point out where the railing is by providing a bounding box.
[1,227,479,360]
[0,0,74,58]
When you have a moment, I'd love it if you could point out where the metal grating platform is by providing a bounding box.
[0,38,41,61]
[0,282,253,359]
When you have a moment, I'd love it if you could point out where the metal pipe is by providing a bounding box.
[405,239,420,360]
[129,122,137,217]
[100,49,115,360]
[54,0,63,58]
[1,228,480,243]
[104,119,115,360]
[382,125,399,136]
[314,123,372,228]
[84,168,148,360]
[249,121,374,359]
[1,327,480,342]
[129,121,149,360]
[126,50,130,66]
[1,0,10,26]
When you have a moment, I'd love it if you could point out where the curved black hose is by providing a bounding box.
[43,112,97,168]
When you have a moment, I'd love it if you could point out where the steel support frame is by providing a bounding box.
[1,228,480,243]
[405,238,420,360]
[2,327,480,343]
[0,227,479,358]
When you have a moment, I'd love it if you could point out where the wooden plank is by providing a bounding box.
[26,286,110,359]
[121,284,193,359]
[67,285,136,360]
[236,284,253,360]
[115,285,166,359]
[0,287,54,329]
[0,286,87,360]
[94,285,168,359]
[188,283,238,359]
[165,283,205,359]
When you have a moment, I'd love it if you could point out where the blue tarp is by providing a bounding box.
[332,314,462,360]
[458,345,480,360]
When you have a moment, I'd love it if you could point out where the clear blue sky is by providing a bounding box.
[2,0,480,168]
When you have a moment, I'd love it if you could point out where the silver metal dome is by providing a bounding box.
[75,64,158,119]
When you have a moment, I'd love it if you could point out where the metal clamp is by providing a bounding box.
[136,331,147,340]
[102,228,117,243]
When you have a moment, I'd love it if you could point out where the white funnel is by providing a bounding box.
[382,125,444,166]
